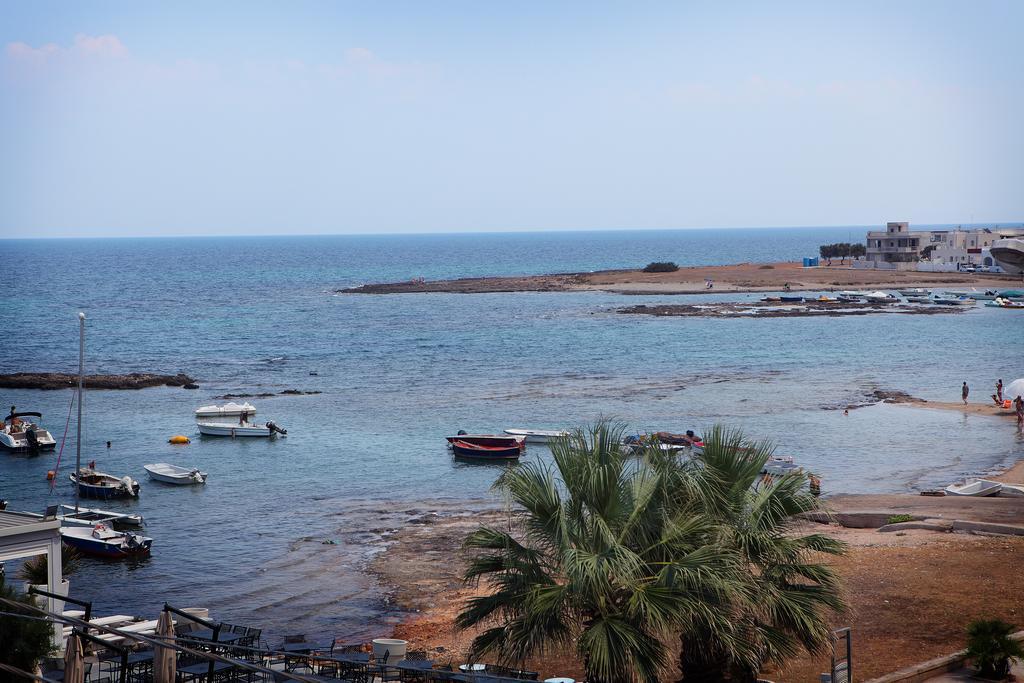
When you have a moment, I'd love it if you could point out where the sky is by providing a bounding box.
[1,1,1022,238]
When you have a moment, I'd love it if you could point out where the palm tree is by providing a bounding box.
[456,422,741,683]
[676,426,846,682]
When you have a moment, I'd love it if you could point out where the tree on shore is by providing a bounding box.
[819,243,864,265]
[675,427,846,682]
[456,423,846,683]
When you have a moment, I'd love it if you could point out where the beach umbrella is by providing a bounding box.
[1005,378,1024,400]
[63,633,86,683]
[154,610,177,683]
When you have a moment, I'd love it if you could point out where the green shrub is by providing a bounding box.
[886,514,915,524]
[966,619,1023,679]
[642,261,679,273]
[0,576,56,682]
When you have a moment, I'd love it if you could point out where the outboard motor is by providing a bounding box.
[25,427,40,455]
[120,476,140,497]
[266,421,287,436]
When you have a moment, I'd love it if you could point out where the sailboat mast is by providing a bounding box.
[76,312,84,514]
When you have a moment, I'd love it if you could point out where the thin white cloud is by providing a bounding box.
[5,33,127,62]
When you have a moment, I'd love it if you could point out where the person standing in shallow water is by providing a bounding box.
[1016,396,1024,428]
[996,379,1003,403]
[962,381,969,405]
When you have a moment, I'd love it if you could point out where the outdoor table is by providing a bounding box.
[459,664,486,672]
[280,642,333,672]
[544,678,576,683]
[177,660,237,682]
[396,660,435,671]
[186,629,245,644]
[334,652,370,662]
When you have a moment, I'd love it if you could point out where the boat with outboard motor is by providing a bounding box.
[864,291,899,304]
[1,412,56,451]
[897,288,931,297]
[622,431,704,455]
[196,420,286,437]
[60,524,152,558]
[933,296,976,306]
[143,463,208,485]
[70,469,141,500]
[985,297,1024,309]
[194,402,256,418]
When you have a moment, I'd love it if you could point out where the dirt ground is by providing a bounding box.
[341,261,1019,295]
[371,501,1024,682]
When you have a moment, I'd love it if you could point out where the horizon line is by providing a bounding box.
[3,221,1023,241]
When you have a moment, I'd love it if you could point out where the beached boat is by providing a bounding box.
[933,296,975,306]
[445,433,525,451]
[864,291,898,304]
[196,420,287,437]
[944,289,999,300]
[71,469,140,500]
[143,463,208,485]
[450,439,521,460]
[779,295,804,303]
[503,428,569,443]
[194,402,256,418]
[60,525,152,558]
[897,288,931,297]
[816,295,839,303]
[944,479,1002,497]
[905,296,933,304]
[1,412,57,451]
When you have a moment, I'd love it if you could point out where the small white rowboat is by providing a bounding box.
[977,479,1024,498]
[194,402,256,418]
[503,428,569,443]
[944,479,1002,497]
[144,463,208,485]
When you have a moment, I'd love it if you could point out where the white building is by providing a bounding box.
[862,222,1024,270]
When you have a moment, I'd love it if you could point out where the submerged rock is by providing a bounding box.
[0,372,197,390]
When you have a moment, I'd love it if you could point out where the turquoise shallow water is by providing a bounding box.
[1,228,1022,640]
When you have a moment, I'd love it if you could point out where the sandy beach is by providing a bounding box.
[341,261,1020,295]
[372,498,1024,682]
[370,396,1024,682]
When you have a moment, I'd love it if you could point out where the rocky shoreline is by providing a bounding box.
[337,261,1014,296]
[618,301,965,318]
[0,372,197,390]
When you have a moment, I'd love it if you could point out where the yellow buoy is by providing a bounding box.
[168,435,191,444]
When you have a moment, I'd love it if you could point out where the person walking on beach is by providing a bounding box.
[962,381,969,405]
[997,379,1004,403]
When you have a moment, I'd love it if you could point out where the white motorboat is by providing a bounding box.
[22,505,145,529]
[897,288,931,297]
[762,456,801,476]
[194,402,256,418]
[864,291,899,304]
[143,463,208,485]
[196,420,287,437]
[503,428,569,443]
[58,504,144,528]
[944,479,1002,497]
[1,411,57,451]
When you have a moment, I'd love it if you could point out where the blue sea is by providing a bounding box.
[1,227,1022,641]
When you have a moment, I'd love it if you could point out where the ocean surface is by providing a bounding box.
[1,227,1022,641]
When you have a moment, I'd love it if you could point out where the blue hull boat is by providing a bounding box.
[70,469,140,500]
[60,525,152,559]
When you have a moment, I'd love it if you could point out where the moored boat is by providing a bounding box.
[60,524,152,558]
[897,288,931,297]
[1,412,57,451]
[143,463,208,485]
[503,428,568,443]
[194,402,257,418]
[71,469,140,499]
[450,439,521,460]
[58,504,143,528]
[905,296,933,304]
[864,291,898,304]
[985,297,1024,309]
[933,296,975,306]
[944,479,1002,497]
[445,433,525,451]
[196,420,287,437]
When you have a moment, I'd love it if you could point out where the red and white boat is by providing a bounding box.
[445,433,525,451]
[450,440,522,460]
